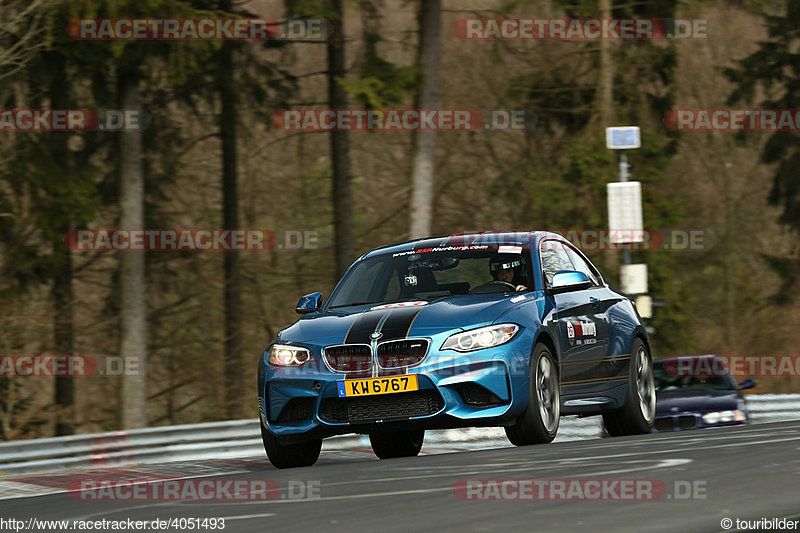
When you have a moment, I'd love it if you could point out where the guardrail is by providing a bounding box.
[0,394,796,475]
[742,393,800,423]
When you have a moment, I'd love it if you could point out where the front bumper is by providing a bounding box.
[651,412,748,432]
[258,333,534,438]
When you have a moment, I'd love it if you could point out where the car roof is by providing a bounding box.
[361,231,562,259]
[654,354,720,365]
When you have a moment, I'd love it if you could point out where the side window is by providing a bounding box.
[539,241,575,287]
[565,246,601,286]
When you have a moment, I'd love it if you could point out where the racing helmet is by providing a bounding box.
[489,255,522,280]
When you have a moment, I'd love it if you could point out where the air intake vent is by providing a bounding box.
[319,390,444,424]
[377,339,429,368]
[274,397,316,424]
[678,415,698,429]
[323,344,372,372]
[654,417,675,432]
[455,383,505,407]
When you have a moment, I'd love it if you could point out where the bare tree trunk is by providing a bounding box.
[328,0,354,277]
[597,0,616,271]
[118,68,147,429]
[218,29,243,418]
[408,0,441,239]
[48,51,75,436]
[53,227,74,435]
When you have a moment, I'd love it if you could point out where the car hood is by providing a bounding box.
[655,390,740,414]
[276,293,532,349]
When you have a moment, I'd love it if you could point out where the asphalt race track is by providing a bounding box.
[1,421,799,533]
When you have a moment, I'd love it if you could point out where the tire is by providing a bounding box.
[602,338,655,436]
[369,429,425,459]
[261,422,322,469]
[505,343,560,446]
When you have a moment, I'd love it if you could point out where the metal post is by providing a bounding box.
[619,151,631,265]
[620,151,628,182]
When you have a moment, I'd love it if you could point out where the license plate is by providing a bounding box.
[337,375,419,397]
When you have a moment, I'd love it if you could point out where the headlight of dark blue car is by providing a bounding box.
[441,324,519,352]
[701,410,745,424]
[268,344,314,366]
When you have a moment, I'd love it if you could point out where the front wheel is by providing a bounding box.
[369,429,425,459]
[261,422,321,469]
[505,343,560,446]
[602,338,655,436]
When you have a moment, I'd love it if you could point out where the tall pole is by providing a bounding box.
[619,151,631,265]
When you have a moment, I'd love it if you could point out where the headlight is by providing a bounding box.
[735,400,747,421]
[441,324,519,352]
[268,344,313,366]
[701,410,744,424]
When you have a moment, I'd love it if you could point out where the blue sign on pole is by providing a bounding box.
[605,126,641,150]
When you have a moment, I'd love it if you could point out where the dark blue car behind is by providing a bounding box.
[652,355,756,432]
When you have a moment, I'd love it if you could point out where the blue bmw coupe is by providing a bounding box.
[257,231,655,468]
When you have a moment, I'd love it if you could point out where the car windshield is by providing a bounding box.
[653,361,737,392]
[327,245,533,308]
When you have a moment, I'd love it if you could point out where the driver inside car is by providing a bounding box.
[489,255,527,291]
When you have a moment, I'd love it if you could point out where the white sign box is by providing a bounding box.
[635,295,653,318]
[621,263,648,295]
[607,181,644,243]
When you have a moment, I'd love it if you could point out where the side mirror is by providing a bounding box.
[296,292,323,314]
[548,270,591,294]
[738,378,757,390]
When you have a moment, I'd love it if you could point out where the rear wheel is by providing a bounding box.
[505,343,560,446]
[261,422,321,468]
[369,429,425,459]
[602,338,655,436]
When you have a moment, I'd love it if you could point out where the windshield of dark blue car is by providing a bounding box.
[653,363,738,392]
[327,246,532,309]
